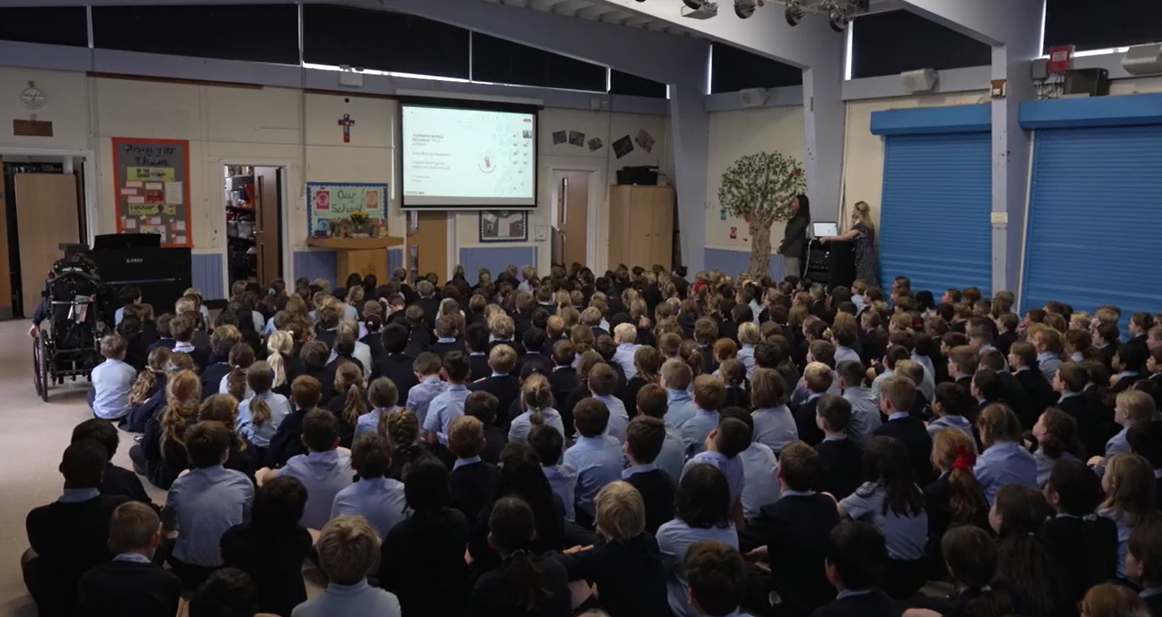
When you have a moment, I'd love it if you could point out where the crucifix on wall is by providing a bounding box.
[338,113,355,143]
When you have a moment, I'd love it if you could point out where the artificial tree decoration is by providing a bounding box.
[718,151,807,277]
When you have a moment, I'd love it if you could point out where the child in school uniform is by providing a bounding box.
[564,398,625,530]
[1030,407,1084,487]
[811,522,896,617]
[793,362,832,446]
[622,416,677,534]
[509,373,566,442]
[447,415,498,524]
[530,424,576,522]
[70,418,153,506]
[170,313,209,371]
[423,351,472,444]
[589,362,630,441]
[872,376,935,486]
[465,390,506,464]
[749,367,797,454]
[89,334,137,420]
[406,352,447,429]
[1041,459,1119,613]
[264,410,353,530]
[201,325,240,400]
[221,342,256,400]
[923,428,989,580]
[973,404,1037,502]
[236,361,292,455]
[837,436,928,600]
[1126,521,1162,614]
[1089,390,1156,476]
[331,433,408,538]
[292,516,402,617]
[468,345,521,431]
[23,440,132,617]
[353,377,399,440]
[837,360,879,445]
[927,382,975,441]
[636,383,687,483]
[265,375,322,469]
[220,476,313,617]
[76,502,181,617]
[813,394,864,501]
[684,416,752,523]
[718,407,780,524]
[162,421,255,589]
[124,347,171,432]
[657,464,739,617]
[684,540,749,617]
[661,359,698,428]
[719,359,750,410]
[326,362,366,446]
[1097,452,1157,580]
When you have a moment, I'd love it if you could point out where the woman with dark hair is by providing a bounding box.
[379,454,471,617]
[468,497,572,617]
[777,194,811,280]
[838,435,928,600]
[656,463,737,617]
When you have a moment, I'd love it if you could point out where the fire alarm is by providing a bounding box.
[1047,45,1075,73]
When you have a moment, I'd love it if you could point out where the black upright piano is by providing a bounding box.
[88,234,192,319]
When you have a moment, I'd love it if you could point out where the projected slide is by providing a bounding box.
[402,105,537,208]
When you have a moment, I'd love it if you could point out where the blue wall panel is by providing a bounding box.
[703,248,784,279]
[459,246,536,284]
[1020,93,1162,130]
[293,250,337,290]
[870,104,992,136]
[191,253,224,300]
[879,131,992,295]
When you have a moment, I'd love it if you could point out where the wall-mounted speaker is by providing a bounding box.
[1123,43,1162,76]
[901,68,938,93]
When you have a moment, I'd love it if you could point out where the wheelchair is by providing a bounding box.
[32,255,108,402]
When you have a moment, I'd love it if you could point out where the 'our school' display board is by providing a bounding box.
[111,137,192,247]
[307,182,389,237]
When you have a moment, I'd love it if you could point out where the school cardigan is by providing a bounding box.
[555,532,673,617]
[76,557,182,617]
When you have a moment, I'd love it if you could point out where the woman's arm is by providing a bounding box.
[820,229,861,244]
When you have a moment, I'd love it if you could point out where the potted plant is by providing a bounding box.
[348,212,370,237]
[718,151,807,278]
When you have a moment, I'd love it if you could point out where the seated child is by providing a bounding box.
[719,359,750,410]
[162,421,255,588]
[684,540,748,617]
[509,373,565,442]
[467,345,521,429]
[124,347,171,432]
[793,362,833,446]
[71,418,152,506]
[23,440,131,617]
[77,502,181,617]
[353,377,399,440]
[90,334,137,420]
[406,352,447,428]
[447,415,498,524]
[265,410,353,530]
[468,497,571,617]
[1090,390,1156,476]
[221,342,256,400]
[465,390,506,464]
[220,476,312,617]
[926,382,974,440]
[331,433,408,538]
[292,516,402,617]
[425,351,472,444]
[872,376,935,486]
[623,416,677,534]
[266,375,322,469]
[684,416,752,525]
[589,362,630,441]
[682,375,727,456]
[837,360,880,444]
[170,313,209,371]
[974,404,1037,503]
[1041,459,1118,612]
[531,424,576,522]
[236,361,292,451]
[1127,521,1162,614]
[813,522,896,617]
[636,383,687,482]
[661,359,698,429]
[564,398,625,529]
[814,394,864,501]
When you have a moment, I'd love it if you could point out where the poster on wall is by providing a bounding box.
[306,182,389,238]
[480,211,528,243]
[111,137,191,246]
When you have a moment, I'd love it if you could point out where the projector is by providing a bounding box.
[681,0,719,19]
[784,0,869,31]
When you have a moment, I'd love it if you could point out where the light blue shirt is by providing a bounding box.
[354,407,398,441]
[870,368,893,402]
[1098,507,1134,579]
[162,465,254,567]
[840,481,928,561]
[1035,449,1079,488]
[113,552,152,564]
[927,414,974,441]
[751,406,797,453]
[593,394,630,442]
[173,341,195,354]
[974,441,1038,503]
[423,384,469,445]
[738,344,756,377]
[663,388,698,429]
[613,343,639,380]
[407,376,448,429]
[59,487,101,503]
[657,424,687,483]
[343,303,359,322]
[1037,351,1063,382]
[543,464,577,522]
[236,391,292,448]
[749,300,763,323]
[563,435,625,519]
[656,519,739,617]
[291,580,401,617]
[275,450,354,530]
[250,310,264,333]
[684,451,746,506]
[453,456,482,471]
[330,476,408,538]
[90,358,136,420]
[509,408,565,443]
[219,373,254,400]
[114,306,125,325]
[1096,426,1131,477]
[911,354,936,402]
[835,345,861,366]
[680,409,719,456]
[738,442,780,520]
[843,387,881,444]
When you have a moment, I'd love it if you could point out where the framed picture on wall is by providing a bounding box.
[480,211,528,243]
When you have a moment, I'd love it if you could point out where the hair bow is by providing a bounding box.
[951,444,976,471]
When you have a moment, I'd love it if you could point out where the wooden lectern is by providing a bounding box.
[305,236,404,285]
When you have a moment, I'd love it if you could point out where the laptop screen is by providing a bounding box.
[811,222,838,238]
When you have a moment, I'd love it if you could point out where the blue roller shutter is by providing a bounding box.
[878,132,992,295]
[1021,125,1162,315]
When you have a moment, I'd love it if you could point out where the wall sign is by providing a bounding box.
[307,182,389,237]
[111,137,191,246]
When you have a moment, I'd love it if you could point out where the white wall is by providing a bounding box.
[704,106,807,252]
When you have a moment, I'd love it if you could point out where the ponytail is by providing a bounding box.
[509,551,547,612]
[947,467,989,525]
[344,382,367,426]
[266,331,294,389]
[226,367,248,401]
[128,370,158,405]
[268,352,286,389]
[249,395,272,426]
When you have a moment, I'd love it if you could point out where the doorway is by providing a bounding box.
[409,212,449,283]
[2,157,86,318]
[223,165,284,290]
[550,170,591,268]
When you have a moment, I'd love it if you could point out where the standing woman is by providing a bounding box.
[820,201,880,285]
[777,194,811,279]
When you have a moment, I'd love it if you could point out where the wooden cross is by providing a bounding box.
[338,113,355,143]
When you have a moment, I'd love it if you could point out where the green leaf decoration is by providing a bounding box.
[717,152,807,227]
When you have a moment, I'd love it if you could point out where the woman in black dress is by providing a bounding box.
[820,200,880,285]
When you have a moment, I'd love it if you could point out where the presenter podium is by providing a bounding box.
[306,236,404,285]
[805,239,856,289]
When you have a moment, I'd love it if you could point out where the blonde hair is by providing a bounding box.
[128,347,171,405]
[853,200,874,230]
[1117,390,1157,427]
[1080,583,1150,617]
[108,501,160,554]
[1101,453,1157,527]
[595,481,645,542]
[266,330,295,389]
[613,322,637,344]
[336,362,367,426]
[738,322,761,346]
[316,515,381,585]
[161,370,201,452]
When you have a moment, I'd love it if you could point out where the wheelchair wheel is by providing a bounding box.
[33,336,47,401]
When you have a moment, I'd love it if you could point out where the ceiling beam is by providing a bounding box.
[575,4,618,19]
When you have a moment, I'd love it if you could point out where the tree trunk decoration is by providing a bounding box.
[718,152,807,278]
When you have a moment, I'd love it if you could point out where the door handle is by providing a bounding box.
[561,177,569,227]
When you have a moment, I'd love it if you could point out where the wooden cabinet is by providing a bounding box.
[608,185,674,271]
